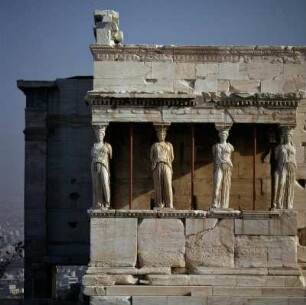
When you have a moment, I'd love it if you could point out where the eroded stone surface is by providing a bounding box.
[91,218,137,267]
[138,219,185,267]
[186,219,234,268]
[235,236,298,268]
[132,296,205,305]
[91,296,130,305]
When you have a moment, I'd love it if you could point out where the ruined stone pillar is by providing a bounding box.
[18,81,54,298]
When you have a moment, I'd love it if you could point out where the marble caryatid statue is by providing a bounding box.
[150,125,174,208]
[212,127,234,208]
[274,127,296,209]
[91,125,112,209]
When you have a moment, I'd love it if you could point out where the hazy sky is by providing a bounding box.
[0,0,305,204]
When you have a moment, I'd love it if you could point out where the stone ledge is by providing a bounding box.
[90,45,306,63]
[87,209,293,219]
[83,285,306,297]
[144,274,304,287]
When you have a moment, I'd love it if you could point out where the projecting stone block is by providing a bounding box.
[138,219,185,267]
[83,274,138,286]
[230,80,260,93]
[84,286,106,296]
[91,218,137,267]
[235,236,298,268]
[146,275,189,286]
[91,296,131,305]
[186,219,234,268]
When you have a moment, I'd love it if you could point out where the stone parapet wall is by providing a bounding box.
[90,45,306,96]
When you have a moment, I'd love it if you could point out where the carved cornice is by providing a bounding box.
[88,209,208,218]
[90,45,306,63]
[88,92,302,109]
[86,92,196,107]
[88,208,287,219]
[204,93,302,108]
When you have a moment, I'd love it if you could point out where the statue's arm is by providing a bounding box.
[212,144,216,158]
[108,143,113,159]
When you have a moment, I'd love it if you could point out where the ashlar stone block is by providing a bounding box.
[91,296,131,305]
[133,296,205,305]
[91,218,137,267]
[235,236,298,268]
[186,219,234,268]
[138,219,185,267]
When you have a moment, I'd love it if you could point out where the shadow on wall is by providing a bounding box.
[108,122,274,211]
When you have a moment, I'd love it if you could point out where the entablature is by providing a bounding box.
[89,92,302,126]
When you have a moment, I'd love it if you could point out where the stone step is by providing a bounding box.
[90,295,306,305]
[84,285,306,298]
[145,274,305,287]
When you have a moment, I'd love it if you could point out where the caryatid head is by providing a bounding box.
[218,130,229,143]
[94,126,106,143]
[282,127,294,145]
[156,126,168,142]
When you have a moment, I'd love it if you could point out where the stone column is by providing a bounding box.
[151,123,174,209]
[91,123,112,209]
[211,124,234,209]
[273,125,297,209]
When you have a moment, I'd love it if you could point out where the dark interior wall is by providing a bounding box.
[108,123,272,211]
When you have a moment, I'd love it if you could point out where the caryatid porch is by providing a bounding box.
[87,90,300,211]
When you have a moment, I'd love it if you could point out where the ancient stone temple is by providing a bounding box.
[18,10,306,305]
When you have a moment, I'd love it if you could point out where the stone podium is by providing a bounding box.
[83,209,304,304]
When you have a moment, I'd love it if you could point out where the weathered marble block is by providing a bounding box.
[235,210,297,236]
[185,219,234,268]
[132,296,204,305]
[138,219,185,267]
[91,217,137,267]
[91,296,131,305]
[235,236,298,268]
